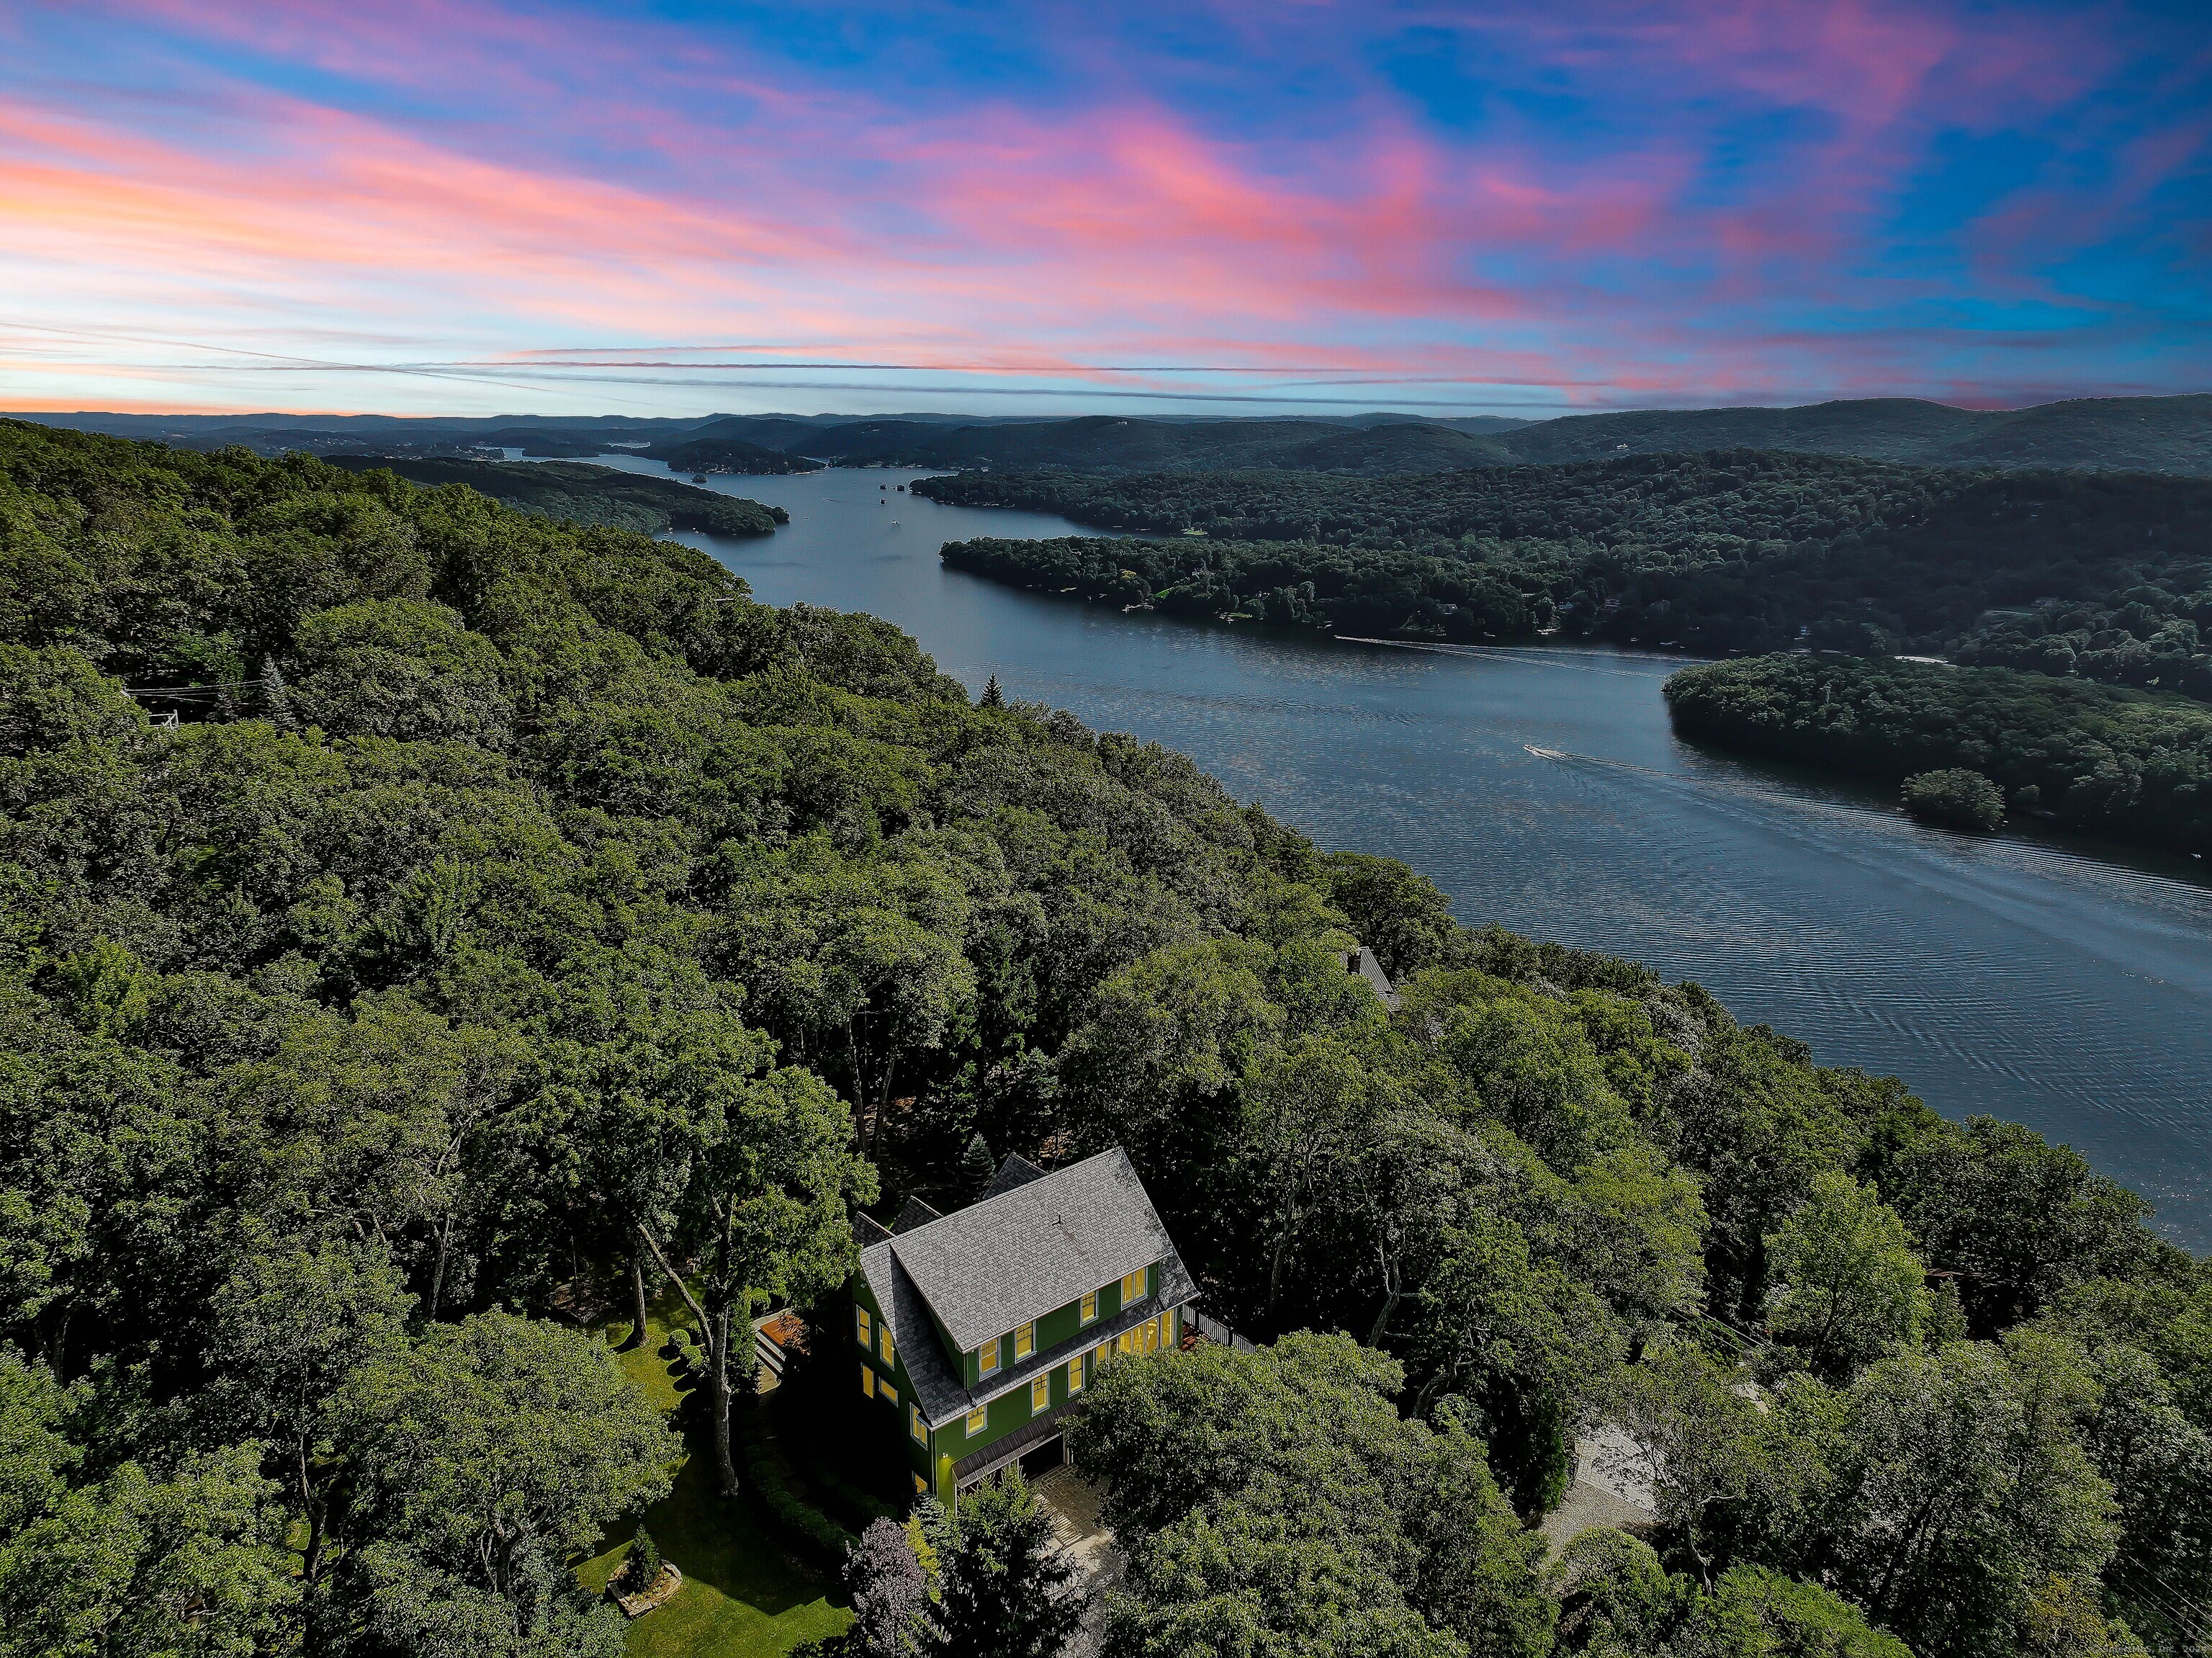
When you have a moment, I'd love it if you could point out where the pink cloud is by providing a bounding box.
[1,0,2203,413]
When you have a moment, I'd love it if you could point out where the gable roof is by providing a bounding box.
[891,1195,943,1234]
[859,1235,1198,1429]
[1349,944,1400,1012]
[980,1153,1049,1201]
[886,1147,1176,1355]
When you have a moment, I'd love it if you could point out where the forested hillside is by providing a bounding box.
[654,435,826,474]
[26,393,2212,475]
[1665,655,2212,853]
[1497,394,2212,473]
[323,455,787,537]
[942,534,1550,639]
[2,418,2208,1658]
[704,413,1521,475]
[634,395,2212,476]
[924,455,2212,687]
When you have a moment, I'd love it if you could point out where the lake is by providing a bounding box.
[545,456,2212,1247]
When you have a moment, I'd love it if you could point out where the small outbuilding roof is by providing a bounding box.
[885,1147,1177,1355]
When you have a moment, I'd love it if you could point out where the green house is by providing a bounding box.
[848,1147,1197,1502]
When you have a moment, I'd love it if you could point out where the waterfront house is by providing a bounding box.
[849,1147,1197,1502]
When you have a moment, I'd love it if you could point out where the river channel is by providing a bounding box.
[544,456,2212,1246]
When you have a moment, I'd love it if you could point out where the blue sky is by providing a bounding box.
[2,0,2207,417]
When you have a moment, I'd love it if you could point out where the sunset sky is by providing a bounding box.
[4,0,2208,418]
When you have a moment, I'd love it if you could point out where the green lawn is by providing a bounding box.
[577,1292,851,1658]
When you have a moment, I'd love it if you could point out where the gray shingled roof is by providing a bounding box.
[891,1196,943,1234]
[1349,946,1399,1011]
[981,1154,1049,1201]
[860,1237,1197,1429]
[858,1244,974,1426]
[888,1148,1177,1355]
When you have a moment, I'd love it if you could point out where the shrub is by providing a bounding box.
[737,1420,857,1563]
[1901,768,2006,832]
[613,1524,662,1595]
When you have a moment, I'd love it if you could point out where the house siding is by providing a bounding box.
[851,1276,934,1484]
[943,1301,1181,1465]
[958,1260,1156,1388]
[846,1278,1185,1490]
[843,1151,1192,1503]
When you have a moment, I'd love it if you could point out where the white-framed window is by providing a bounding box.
[856,1306,872,1347]
[879,1326,895,1366]
[1094,1340,1112,1369]
[979,1336,1000,1376]
[1014,1320,1035,1360]
[882,1379,899,1410]
[860,1363,875,1398]
[1080,1290,1097,1325]
[965,1402,986,1437]
[909,1403,925,1443]
[1120,1268,1147,1304]
[1030,1374,1050,1412]
[1067,1355,1086,1394]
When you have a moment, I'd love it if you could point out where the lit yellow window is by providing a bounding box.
[882,1380,899,1410]
[979,1337,1000,1376]
[1030,1374,1050,1412]
[1080,1290,1097,1325]
[913,1472,927,1495]
[1115,1328,1133,1355]
[1014,1321,1035,1360]
[856,1307,872,1347]
[1095,1340,1112,1368]
[1120,1268,1147,1304]
[1066,1355,1085,1394]
[909,1404,925,1443]
[860,1363,875,1397]
[965,1403,986,1436]
[879,1327,895,1366]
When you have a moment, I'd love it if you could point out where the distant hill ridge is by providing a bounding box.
[12,393,2212,476]
[1503,395,2212,472]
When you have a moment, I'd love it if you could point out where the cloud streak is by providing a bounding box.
[1,0,2206,415]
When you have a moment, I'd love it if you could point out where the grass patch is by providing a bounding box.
[577,1289,851,1658]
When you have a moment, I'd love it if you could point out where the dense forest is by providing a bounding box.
[922,456,2212,687]
[34,393,2212,477]
[1496,394,2212,474]
[1665,655,2212,854]
[2,417,2208,1658]
[740,414,1519,475]
[942,534,1547,639]
[833,395,2212,475]
[323,456,786,538]
[650,436,825,475]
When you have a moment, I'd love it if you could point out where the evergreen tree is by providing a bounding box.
[935,1472,1080,1658]
[261,655,296,730]
[616,1524,662,1595]
[980,673,1004,708]
[961,1132,997,1199]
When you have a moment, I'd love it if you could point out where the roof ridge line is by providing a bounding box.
[883,1146,1127,1250]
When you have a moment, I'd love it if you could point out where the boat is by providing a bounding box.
[1524,745,1567,758]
